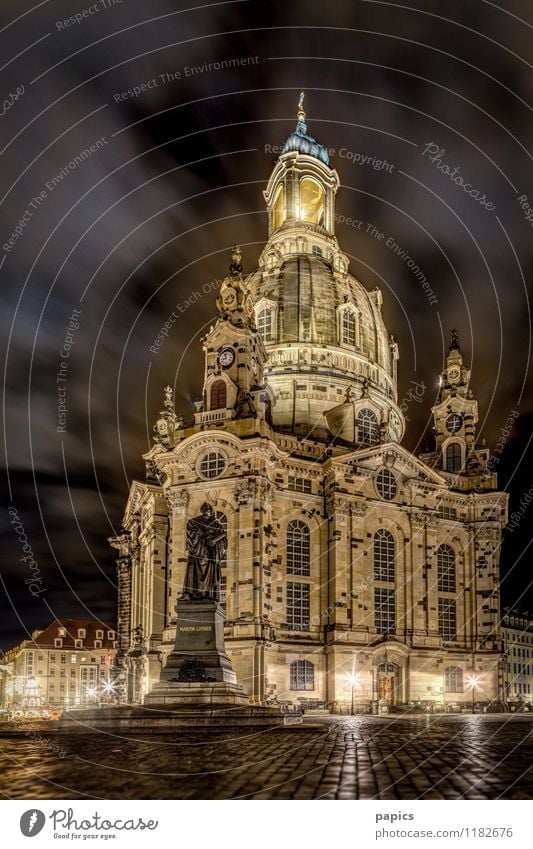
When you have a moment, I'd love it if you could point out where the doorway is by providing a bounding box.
[377,661,399,705]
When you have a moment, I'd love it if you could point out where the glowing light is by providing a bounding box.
[346,673,359,686]
[102,681,115,693]
[85,687,97,698]
[467,675,480,688]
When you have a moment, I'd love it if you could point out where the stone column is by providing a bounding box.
[108,532,132,703]
[166,488,190,624]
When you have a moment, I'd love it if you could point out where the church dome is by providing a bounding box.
[246,94,405,444]
[247,254,391,369]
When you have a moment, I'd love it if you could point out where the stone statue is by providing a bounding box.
[181,503,227,601]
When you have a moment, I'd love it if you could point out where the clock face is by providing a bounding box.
[218,348,235,369]
[446,413,463,434]
[222,288,237,307]
[448,366,461,383]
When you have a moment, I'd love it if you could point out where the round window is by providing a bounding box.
[376,468,398,501]
[198,451,226,479]
[446,413,463,434]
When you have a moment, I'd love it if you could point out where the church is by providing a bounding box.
[109,96,508,713]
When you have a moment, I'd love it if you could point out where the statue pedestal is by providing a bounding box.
[144,598,249,707]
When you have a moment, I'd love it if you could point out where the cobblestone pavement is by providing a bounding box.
[0,715,532,800]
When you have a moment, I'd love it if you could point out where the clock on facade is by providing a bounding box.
[448,366,461,383]
[218,348,235,369]
[446,413,463,433]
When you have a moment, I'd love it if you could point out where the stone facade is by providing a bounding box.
[111,97,508,712]
[502,611,533,708]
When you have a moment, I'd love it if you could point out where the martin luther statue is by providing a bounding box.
[181,503,227,602]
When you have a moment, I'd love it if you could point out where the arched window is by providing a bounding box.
[374,529,395,582]
[299,177,324,224]
[445,442,462,473]
[210,380,226,410]
[290,659,314,691]
[437,544,456,593]
[272,185,284,230]
[357,408,379,445]
[287,520,310,576]
[257,308,273,341]
[444,666,463,693]
[341,308,357,346]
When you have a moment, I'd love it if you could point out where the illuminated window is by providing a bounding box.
[357,408,379,445]
[341,309,357,346]
[438,598,457,641]
[257,308,273,341]
[210,380,226,410]
[445,442,462,473]
[290,659,315,691]
[286,582,310,631]
[272,185,284,229]
[374,530,395,582]
[374,587,395,634]
[299,178,324,224]
[287,520,310,576]
[376,468,397,501]
[437,544,456,593]
[444,666,463,693]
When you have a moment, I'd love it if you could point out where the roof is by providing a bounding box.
[31,619,116,649]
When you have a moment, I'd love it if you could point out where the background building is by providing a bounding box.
[2,619,117,716]
[111,99,508,713]
[502,610,533,709]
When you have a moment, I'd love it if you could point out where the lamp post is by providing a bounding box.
[467,675,479,714]
[346,673,359,715]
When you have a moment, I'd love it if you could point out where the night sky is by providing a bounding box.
[1,0,533,652]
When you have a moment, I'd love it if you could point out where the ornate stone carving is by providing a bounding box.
[235,477,255,505]
[166,488,190,516]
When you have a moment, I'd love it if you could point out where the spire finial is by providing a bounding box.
[296,91,307,134]
[450,328,460,351]
[163,384,174,409]
[297,91,305,120]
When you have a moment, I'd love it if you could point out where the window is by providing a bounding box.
[444,666,463,693]
[199,451,226,479]
[107,630,115,640]
[77,629,86,639]
[357,408,379,446]
[290,659,315,691]
[374,587,395,634]
[299,177,324,224]
[257,308,273,341]
[312,245,323,257]
[437,544,456,593]
[50,654,56,663]
[286,520,311,576]
[438,505,457,520]
[272,185,284,230]
[286,582,310,631]
[439,598,457,641]
[288,476,312,493]
[445,442,462,473]
[210,380,226,410]
[375,468,397,501]
[341,309,357,346]
[70,654,77,664]
[74,639,82,649]
[58,628,66,637]
[96,630,103,640]
[54,638,62,648]
[374,529,395,582]
[60,654,66,664]
[94,640,102,649]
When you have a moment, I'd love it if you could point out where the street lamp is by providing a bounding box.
[467,675,479,714]
[346,674,359,715]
